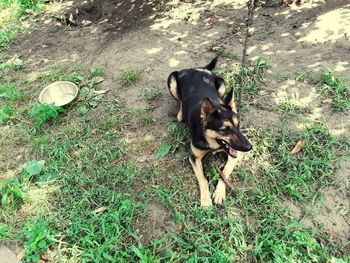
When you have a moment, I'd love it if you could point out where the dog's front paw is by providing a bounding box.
[213,181,226,205]
[200,192,213,208]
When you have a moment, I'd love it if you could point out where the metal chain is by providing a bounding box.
[236,0,255,119]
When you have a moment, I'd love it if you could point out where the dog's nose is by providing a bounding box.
[241,140,252,152]
[245,142,252,152]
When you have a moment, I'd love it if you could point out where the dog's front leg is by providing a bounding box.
[213,156,239,204]
[189,143,212,207]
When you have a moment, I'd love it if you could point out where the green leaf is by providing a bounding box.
[155,144,171,159]
[0,106,13,124]
[23,160,45,176]
[0,225,10,239]
[78,105,89,115]
[131,245,145,261]
[38,240,47,249]
[38,172,59,182]
[1,193,8,207]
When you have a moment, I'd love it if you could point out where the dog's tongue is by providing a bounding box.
[229,147,238,157]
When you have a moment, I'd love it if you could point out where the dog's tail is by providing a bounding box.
[204,56,219,71]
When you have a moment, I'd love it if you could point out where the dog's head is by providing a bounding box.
[200,97,252,157]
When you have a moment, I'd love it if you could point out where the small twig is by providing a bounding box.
[214,164,235,190]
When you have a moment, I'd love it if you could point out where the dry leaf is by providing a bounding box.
[175,222,183,231]
[81,19,92,26]
[291,140,306,154]
[329,231,338,240]
[93,206,108,214]
[93,89,110,94]
[207,18,217,25]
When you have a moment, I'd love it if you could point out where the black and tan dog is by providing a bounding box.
[167,56,252,207]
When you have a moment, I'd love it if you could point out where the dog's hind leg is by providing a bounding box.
[215,77,226,97]
[168,71,183,122]
[189,143,211,207]
[177,103,183,122]
[213,156,239,204]
[168,72,180,101]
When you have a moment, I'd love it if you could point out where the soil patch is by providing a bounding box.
[62,0,161,33]
[139,201,177,246]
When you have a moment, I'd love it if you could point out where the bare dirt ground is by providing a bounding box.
[2,0,350,255]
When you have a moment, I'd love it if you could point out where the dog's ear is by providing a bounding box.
[200,98,216,124]
[167,71,180,100]
[204,56,219,71]
[225,89,237,112]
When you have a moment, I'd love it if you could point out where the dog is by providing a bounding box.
[167,56,252,207]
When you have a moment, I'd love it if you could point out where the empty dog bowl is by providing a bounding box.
[39,81,78,106]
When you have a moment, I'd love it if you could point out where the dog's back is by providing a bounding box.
[177,69,222,123]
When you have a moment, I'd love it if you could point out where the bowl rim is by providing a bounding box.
[39,81,79,106]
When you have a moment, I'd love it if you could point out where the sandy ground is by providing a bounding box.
[3,0,350,248]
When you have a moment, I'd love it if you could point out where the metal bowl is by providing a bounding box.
[39,81,78,106]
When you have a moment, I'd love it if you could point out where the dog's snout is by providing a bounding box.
[234,131,252,152]
[242,141,252,152]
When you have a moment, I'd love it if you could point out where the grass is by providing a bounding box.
[294,70,309,83]
[28,103,65,128]
[1,65,348,262]
[251,122,345,200]
[275,70,309,83]
[259,24,275,39]
[0,82,26,124]
[22,219,58,263]
[0,0,44,54]
[317,69,350,111]
[275,101,310,117]
[121,70,138,86]
[132,108,153,124]
[0,3,349,261]
[0,26,16,51]
[155,122,188,159]
[222,57,270,107]
[142,87,161,101]
[212,47,240,61]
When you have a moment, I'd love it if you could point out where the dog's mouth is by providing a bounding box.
[217,139,238,158]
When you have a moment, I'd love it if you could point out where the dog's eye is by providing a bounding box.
[220,127,230,132]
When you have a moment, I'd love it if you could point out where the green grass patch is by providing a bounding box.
[0,105,13,124]
[142,87,161,101]
[132,108,153,125]
[1,58,348,263]
[275,101,310,117]
[0,26,16,51]
[0,82,26,102]
[2,0,44,16]
[223,57,270,104]
[22,219,58,262]
[294,71,309,83]
[121,70,138,86]
[28,103,65,128]
[317,69,350,111]
[0,0,44,55]
[250,122,345,200]
[155,122,188,159]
